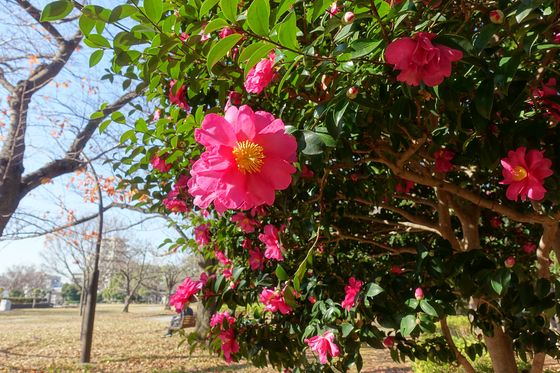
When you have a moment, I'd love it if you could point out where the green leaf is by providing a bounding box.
[85,34,111,49]
[79,14,96,35]
[89,49,104,67]
[301,130,324,155]
[473,24,498,51]
[491,269,511,296]
[247,0,270,36]
[200,0,220,17]
[400,314,417,337]
[243,43,276,76]
[207,33,243,71]
[41,1,73,22]
[341,322,354,337]
[275,0,296,22]
[143,0,163,24]
[474,79,494,120]
[108,4,137,23]
[365,283,384,299]
[275,265,289,281]
[419,300,438,317]
[277,13,299,50]
[204,18,230,34]
[220,0,238,22]
[119,129,136,144]
[311,0,331,21]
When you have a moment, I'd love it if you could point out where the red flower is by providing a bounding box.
[500,147,553,201]
[244,54,276,94]
[341,277,363,311]
[231,212,258,233]
[150,154,171,173]
[385,32,463,87]
[523,242,537,254]
[219,328,239,363]
[215,250,232,266]
[531,78,560,122]
[414,287,424,300]
[434,149,455,173]
[395,178,414,194]
[248,248,265,271]
[210,310,236,329]
[383,336,395,348]
[169,80,190,111]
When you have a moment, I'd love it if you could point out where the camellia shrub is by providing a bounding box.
[44,0,560,371]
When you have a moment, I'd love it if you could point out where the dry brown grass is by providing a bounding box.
[0,304,408,373]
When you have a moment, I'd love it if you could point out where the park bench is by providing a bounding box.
[168,307,195,333]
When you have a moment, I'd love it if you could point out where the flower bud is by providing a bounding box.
[343,11,355,24]
[347,86,359,99]
[390,265,403,275]
[504,256,516,268]
[489,10,505,24]
[414,287,424,300]
[522,243,536,254]
[383,336,395,348]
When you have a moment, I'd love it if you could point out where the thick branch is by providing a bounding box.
[16,0,66,44]
[20,91,139,196]
[435,189,462,252]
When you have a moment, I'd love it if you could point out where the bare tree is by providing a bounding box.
[0,0,139,237]
[0,264,49,295]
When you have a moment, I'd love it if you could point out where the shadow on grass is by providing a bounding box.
[155,363,254,373]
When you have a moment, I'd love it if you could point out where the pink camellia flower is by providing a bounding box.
[242,238,252,250]
[169,277,203,312]
[531,78,560,122]
[194,224,211,246]
[259,224,284,261]
[223,266,233,279]
[308,296,317,304]
[169,80,190,111]
[489,10,505,24]
[326,2,341,17]
[210,310,236,329]
[434,149,455,173]
[259,288,292,314]
[500,147,553,201]
[342,11,354,24]
[244,53,276,94]
[395,178,414,194]
[179,32,189,42]
[385,32,463,87]
[219,328,239,363]
[163,194,187,213]
[188,105,297,212]
[523,242,537,254]
[341,277,363,311]
[232,212,258,233]
[301,165,315,179]
[304,331,340,364]
[248,248,265,271]
[220,27,235,39]
[504,256,516,268]
[215,250,232,266]
[151,154,171,173]
[414,287,424,300]
[383,336,395,348]
[489,216,502,229]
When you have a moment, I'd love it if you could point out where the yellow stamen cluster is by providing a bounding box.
[232,140,265,174]
[511,166,528,181]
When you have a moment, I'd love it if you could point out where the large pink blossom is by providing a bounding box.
[248,248,265,271]
[232,212,258,233]
[194,224,211,246]
[188,105,297,212]
[531,78,560,122]
[169,277,202,312]
[244,54,275,94]
[259,224,284,261]
[500,147,553,201]
[169,80,190,111]
[210,311,236,329]
[215,249,232,266]
[341,277,363,311]
[219,328,239,363]
[385,32,463,87]
[259,288,292,314]
[304,331,340,364]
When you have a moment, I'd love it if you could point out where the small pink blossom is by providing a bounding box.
[385,32,463,87]
[383,336,395,348]
[151,154,171,173]
[169,277,202,312]
[169,80,190,111]
[304,331,340,364]
[395,178,414,194]
[188,105,297,212]
[215,250,232,266]
[259,288,292,314]
[163,177,190,213]
[179,32,189,42]
[326,2,341,17]
[531,78,560,122]
[232,212,258,233]
[523,242,537,254]
[219,328,239,363]
[210,311,236,329]
[248,248,265,271]
[504,256,516,268]
[553,32,560,43]
[414,287,424,300]
[194,224,211,246]
[223,266,233,279]
[259,224,284,261]
[308,296,316,304]
[152,109,161,122]
[244,54,275,94]
[500,147,553,201]
[199,28,211,41]
[220,27,235,39]
[341,277,363,311]
[434,149,455,173]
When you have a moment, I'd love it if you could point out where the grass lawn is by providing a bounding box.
[0,304,408,373]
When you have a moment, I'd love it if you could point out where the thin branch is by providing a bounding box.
[16,0,65,44]
[440,316,476,373]
[0,67,14,92]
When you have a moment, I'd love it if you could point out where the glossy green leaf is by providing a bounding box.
[220,0,238,22]
[84,34,111,49]
[400,314,417,337]
[89,49,104,67]
[41,1,73,22]
[278,13,299,50]
[143,0,163,24]
[275,265,289,281]
[206,33,243,71]
[247,0,270,36]
[419,300,438,317]
[475,79,494,120]
[200,0,220,17]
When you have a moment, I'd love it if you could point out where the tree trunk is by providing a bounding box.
[194,301,215,338]
[484,325,518,373]
[122,296,131,313]
[530,353,546,373]
[32,297,36,308]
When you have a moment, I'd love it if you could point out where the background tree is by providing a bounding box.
[0,264,49,296]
